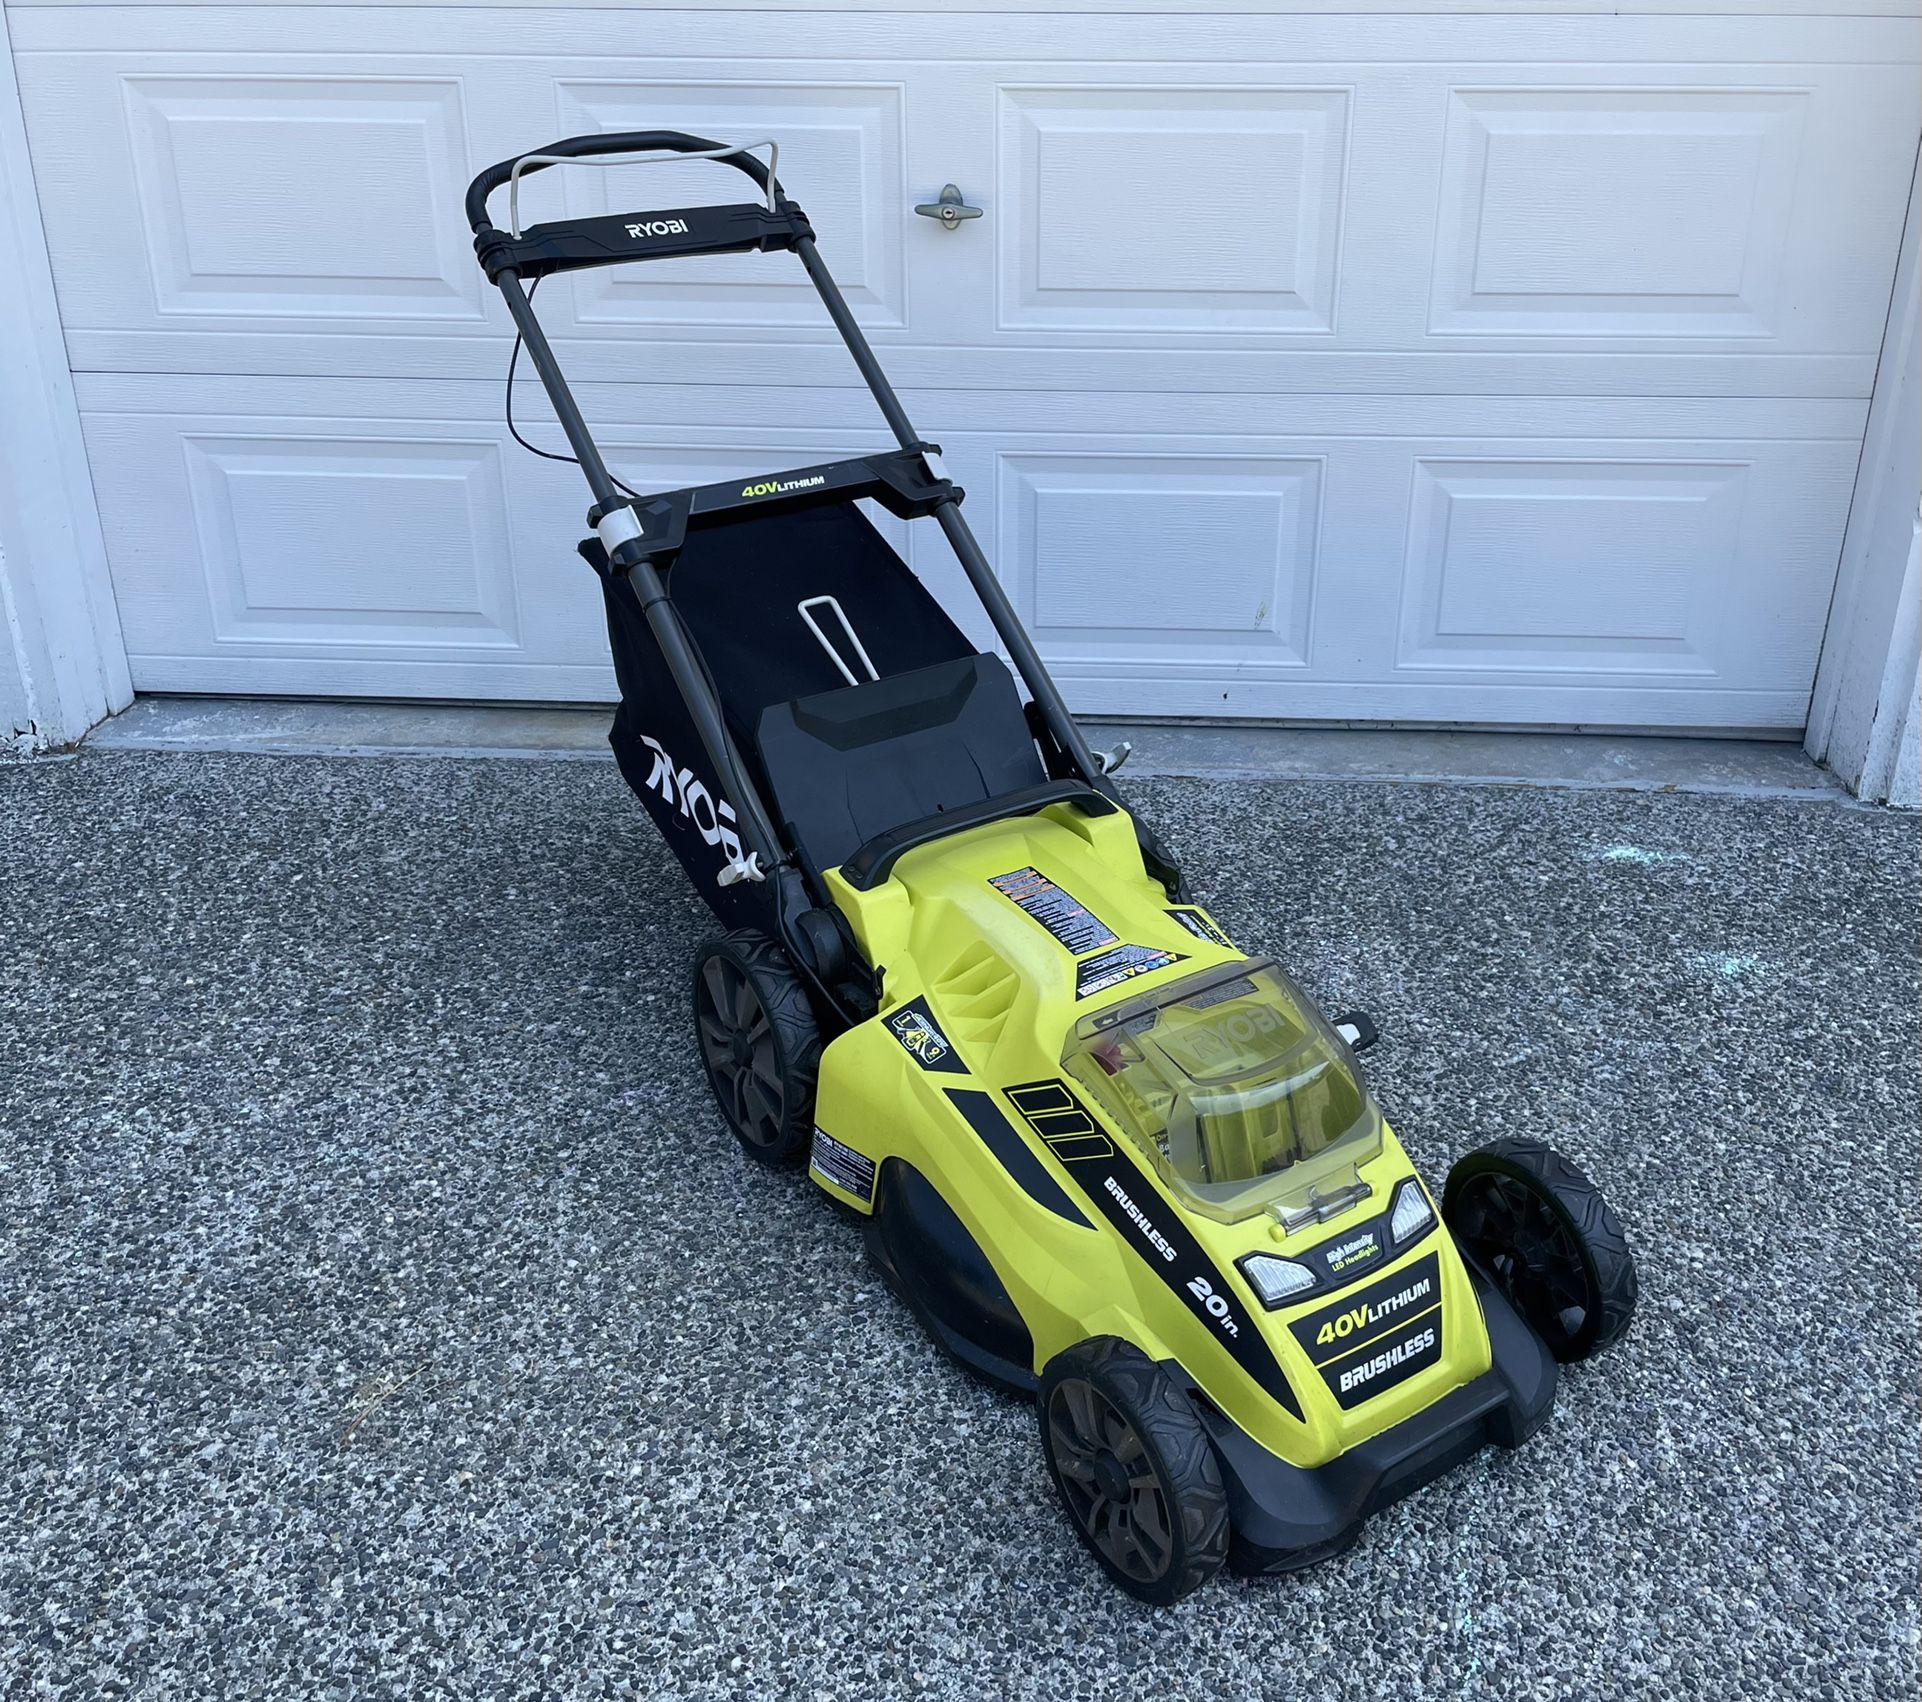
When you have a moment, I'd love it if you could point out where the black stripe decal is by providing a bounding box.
[946,1089,1093,1230]
[1003,1079,1303,1419]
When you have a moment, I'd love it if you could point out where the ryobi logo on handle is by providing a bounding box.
[626,218,690,239]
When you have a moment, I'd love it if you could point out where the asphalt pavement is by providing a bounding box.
[1,749,1915,1700]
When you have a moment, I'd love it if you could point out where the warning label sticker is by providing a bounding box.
[1075,944,1187,1000]
[989,867,1118,956]
[886,998,965,1074]
[809,1129,876,1202]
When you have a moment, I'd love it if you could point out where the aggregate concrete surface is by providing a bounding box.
[2,750,1916,1701]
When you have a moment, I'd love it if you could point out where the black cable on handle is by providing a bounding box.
[502,278,644,500]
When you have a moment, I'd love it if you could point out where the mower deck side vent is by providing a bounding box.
[935,940,1021,1052]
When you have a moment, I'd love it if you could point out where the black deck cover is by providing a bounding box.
[756,654,1045,878]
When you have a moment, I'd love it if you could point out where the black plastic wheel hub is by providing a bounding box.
[1046,1377,1174,1585]
[1450,1172,1592,1357]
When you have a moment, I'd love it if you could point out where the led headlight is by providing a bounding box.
[1389,1177,1435,1244]
[1238,1253,1318,1309]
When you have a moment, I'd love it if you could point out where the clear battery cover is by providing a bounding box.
[1062,958,1384,1224]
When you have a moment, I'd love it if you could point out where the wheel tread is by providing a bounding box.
[690,929,821,1166]
[1444,1136,1638,1360]
[1039,1338,1229,1604]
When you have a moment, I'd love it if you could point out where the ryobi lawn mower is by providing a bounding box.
[466,131,1639,1602]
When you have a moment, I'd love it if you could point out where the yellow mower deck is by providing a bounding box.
[811,800,1496,1470]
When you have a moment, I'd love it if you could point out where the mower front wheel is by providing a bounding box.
[1443,1137,1637,1363]
[1038,1338,1229,1604]
[690,930,821,1167]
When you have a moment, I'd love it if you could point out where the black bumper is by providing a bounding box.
[1185,1266,1559,1574]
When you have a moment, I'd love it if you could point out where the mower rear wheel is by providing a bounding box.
[1443,1137,1637,1363]
[1038,1338,1228,1604]
[690,930,821,1167]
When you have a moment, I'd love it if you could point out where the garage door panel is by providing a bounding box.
[995,85,1349,335]
[1395,445,1857,689]
[1399,458,1744,676]
[180,433,521,650]
[997,451,1322,667]
[20,51,510,340]
[122,73,483,324]
[30,64,490,331]
[1429,88,1806,339]
[85,413,556,672]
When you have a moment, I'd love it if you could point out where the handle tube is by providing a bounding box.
[794,236,920,450]
[496,265,784,874]
[468,133,1111,861]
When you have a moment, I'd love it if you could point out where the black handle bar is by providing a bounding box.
[466,130,775,231]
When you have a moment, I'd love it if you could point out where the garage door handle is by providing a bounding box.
[914,185,982,230]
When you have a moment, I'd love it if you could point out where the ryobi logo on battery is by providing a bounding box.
[1290,1252,1444,1410]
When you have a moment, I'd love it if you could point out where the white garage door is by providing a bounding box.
[14,4,1919,727]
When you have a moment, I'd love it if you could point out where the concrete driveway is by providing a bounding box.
[2,750,1916,1700]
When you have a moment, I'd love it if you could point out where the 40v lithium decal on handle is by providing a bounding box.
[1003,1078,1301,1419]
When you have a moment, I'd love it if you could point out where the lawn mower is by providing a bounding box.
[465,132,1639,1602]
